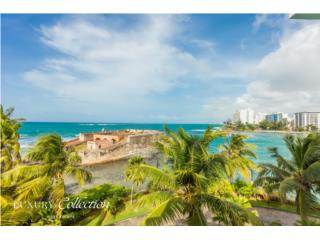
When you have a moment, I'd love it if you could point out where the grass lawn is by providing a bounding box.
[251,200,320,218]
[104,205,149,225]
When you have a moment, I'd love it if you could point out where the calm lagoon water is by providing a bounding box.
[19,122,291,164]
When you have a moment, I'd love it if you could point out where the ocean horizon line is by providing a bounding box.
[21,121,224,125]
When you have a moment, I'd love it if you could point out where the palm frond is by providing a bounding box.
[1,164,50,186]
[303,161,320,183]
[25,134,64,163]
[279,177,304,202]
[50,179,65,214]
[197,194,261,226]
[134,164,175,190]
[257,163,290,179]
[67,151,82,165]
[302,133,320,168]
[64,165,92,186]
[268,147,296,172]
[136,191,173,207]
[141,197,185,226]
[186,207,207,226]
[175,169,209,191]
[201,127,225,147]
[16,176,51,201]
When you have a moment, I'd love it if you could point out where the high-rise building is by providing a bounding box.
[233,108,259,124]
[294,112,320,129]
[265,113,284,122]
[254,112,266,124]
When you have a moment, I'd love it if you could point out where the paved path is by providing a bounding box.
[113,207,303,226]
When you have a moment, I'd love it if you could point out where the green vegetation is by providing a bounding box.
[223,120,257,131]
[127,126,261,226]
[0,106,23,172]
[62,184,129,226]
[1,134,93,225]
[252,199,297,213]
[255,133,320,224]
[125,156,146,205]
[1,104,319,226]
[223,119,289,131]
[220,134,256,180]
[1,106,92,225]
[259,120,289,131]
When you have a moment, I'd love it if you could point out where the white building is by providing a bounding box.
[254,112,266,124]
[233,108,258,124]
[294,112,320,129]
[282,113,294,124]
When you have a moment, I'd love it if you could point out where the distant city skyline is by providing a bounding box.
[232,108,320,129]
[2,14,320,123]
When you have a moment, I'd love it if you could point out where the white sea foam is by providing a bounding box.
[79,123,115,126]
[190,129,205,132]
[19,134,29,137]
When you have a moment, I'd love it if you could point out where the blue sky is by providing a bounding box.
[2,14,320,123]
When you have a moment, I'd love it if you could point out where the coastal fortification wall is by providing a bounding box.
[79,130,163,165]
[79,132,94,142]
[127,132,162,145]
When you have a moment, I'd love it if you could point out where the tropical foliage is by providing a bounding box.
[223,119,289,131]
[129,126,260,226]
[62,184,129,226]
[1,134,92,225]
[220,134,256,180]
[0,106,23,172]
[125,156,146,204]
[2,105,319,226]
[258,120,289,131]
[255,133,320,223]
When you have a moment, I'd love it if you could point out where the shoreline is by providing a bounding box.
[230,129,311,134]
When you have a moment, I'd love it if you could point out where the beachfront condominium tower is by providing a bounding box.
[233,108,255,124]
[254,112,266,124]
[294,112,320,129]
[265,112,284,122]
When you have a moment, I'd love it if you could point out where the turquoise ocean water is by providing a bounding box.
[19,122,291,164]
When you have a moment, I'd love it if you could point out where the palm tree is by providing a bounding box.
[133,163,259,226]
[255,133,320,223]
[0,105,24,171]
[130,126,260,226]
[62,183,128,226]
[125,156,146,204]
[220,134,257,180]
[0,106,29,225]
[154,125,227,179]
[1,134,92,223]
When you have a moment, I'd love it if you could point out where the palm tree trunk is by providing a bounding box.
[131,184,134,205]
[187,208,207,226]
[297,191,308,224]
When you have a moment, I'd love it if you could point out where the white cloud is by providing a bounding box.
[201,21,320,122]
[22,15,320,123]
[242,22,320,112]
[24,16,220,107]
[23,15,253,122]
[252,14,290,32]
[252,14,270,31]
[201,96,241,123]
[191,39,216,53]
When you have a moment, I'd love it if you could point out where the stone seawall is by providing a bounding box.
[79,131,163,165]
[65,149,163,194]
[80,145,160,165]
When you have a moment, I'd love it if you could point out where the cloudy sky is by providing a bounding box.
[2,14,320,123]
